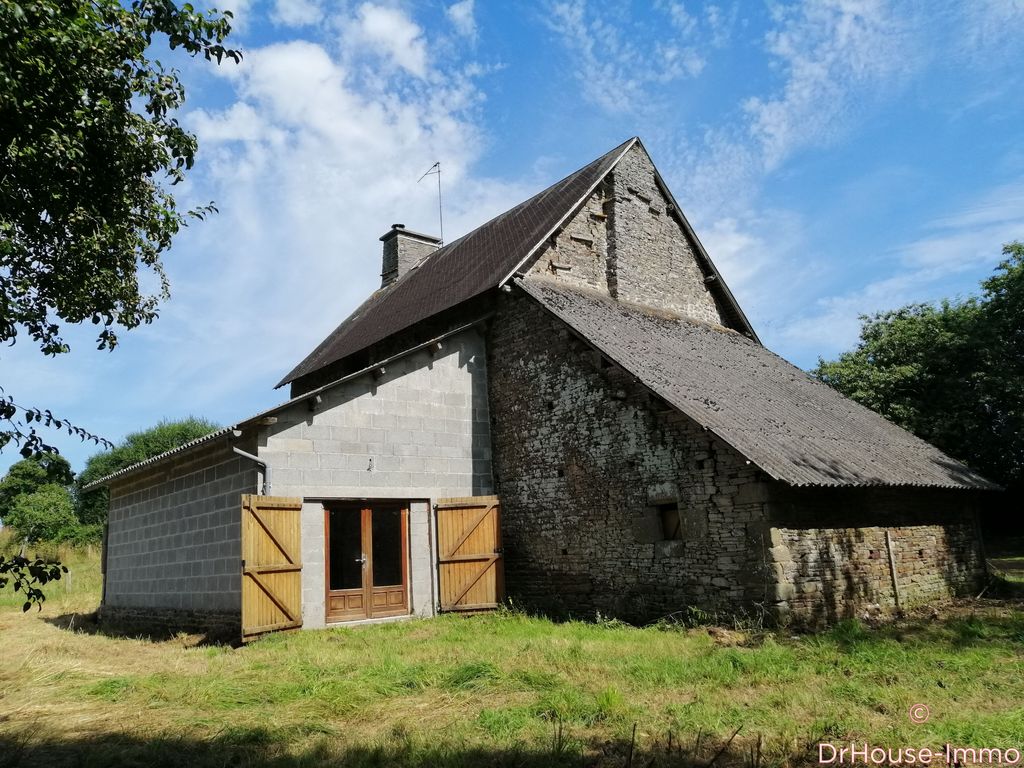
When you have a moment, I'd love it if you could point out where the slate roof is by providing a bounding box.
[520,277,998,490]
[278,137,754,387]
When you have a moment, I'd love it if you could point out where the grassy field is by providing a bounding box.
[1,543,1023,767]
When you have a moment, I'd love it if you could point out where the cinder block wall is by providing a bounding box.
[103,440,258,633]
[766,487,986,625]
[487,291,770,622]
[259,328,492,628]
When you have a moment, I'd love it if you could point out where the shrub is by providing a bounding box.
[5,484,78,543]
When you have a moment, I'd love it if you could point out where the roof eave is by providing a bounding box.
[495,137,639,288]
[514,280,997,494]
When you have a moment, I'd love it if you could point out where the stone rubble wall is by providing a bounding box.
[609,144,724,326]
[487,290,771,622]
[526,182,613,292]
[524,144,727,329]
[765,488,986,625]
[487,289,987,625]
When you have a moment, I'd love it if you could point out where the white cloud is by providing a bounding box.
[699,217,762,286]
[776,271,926,357]
[961,0,1024,54]
[446,0,477,40]
[898,183,1024,271]
[270,0,323,28]
[342,3,430,79]
[546,0,704,113]
[674,0,919,220]
[656,0,696,35]
[744,0,914,171]
[704,4,738,48]
[221,0,255,33]
[168,31,529,404]
[0,8,529,474]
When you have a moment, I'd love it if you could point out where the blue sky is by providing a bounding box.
[4,0,1024,476]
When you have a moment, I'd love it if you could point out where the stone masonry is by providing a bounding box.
[98,138,989,634]
[487,290,769,622]
[258,327,493,628]
[487,290,987,625]
[763,487,985,625]
[102,438,257,634]
[525,143,725,328]
[380,225,441,287]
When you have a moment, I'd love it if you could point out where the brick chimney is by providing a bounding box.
[380,224,441,287]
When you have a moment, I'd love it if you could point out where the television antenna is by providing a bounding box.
[418,161,444,245]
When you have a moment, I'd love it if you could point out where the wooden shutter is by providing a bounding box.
[241,495,303,642]
[436,495,503,611]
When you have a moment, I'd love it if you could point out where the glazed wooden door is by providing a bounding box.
[241,495,303,642]
[436,496,503,611]
[325,502,408,622]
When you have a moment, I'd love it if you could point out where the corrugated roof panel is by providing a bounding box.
[520,277,998,490]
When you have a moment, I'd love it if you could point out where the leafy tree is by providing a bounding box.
[77,416,220,526]
[813,242,1024,494]
[5,484,78,543]
[0,0,239,458]
[0,0,239,606]
[0,452,74,520]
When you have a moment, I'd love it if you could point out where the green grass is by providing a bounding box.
[2,545,1024,767]
[0,530,103,612]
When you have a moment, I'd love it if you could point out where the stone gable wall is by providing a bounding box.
[525,182,613,292]
[609,144,724,326]
[487,289,770,622]
[523,145,727,329]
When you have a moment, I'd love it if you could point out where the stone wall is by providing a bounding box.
[259,327,492,628]
[381,227,440,287]
[525,182,613,292]
[487,289,770,622]
[609,144,724,326]
[487,288,987,625]
[104,439,258,630]
[765,487,986,626]
[523,144,727,330]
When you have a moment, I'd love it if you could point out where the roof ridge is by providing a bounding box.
[276,137,638,388]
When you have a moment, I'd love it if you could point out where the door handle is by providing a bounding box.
[355,555,367,565]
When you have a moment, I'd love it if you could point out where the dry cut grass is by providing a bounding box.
[1,544,1023,767]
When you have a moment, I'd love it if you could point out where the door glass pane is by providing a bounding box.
[371,507,403,587]
[329,508,362,591]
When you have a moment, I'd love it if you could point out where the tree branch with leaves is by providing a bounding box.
[0,0,240,607]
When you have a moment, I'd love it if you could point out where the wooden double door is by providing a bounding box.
[325,501,408,622]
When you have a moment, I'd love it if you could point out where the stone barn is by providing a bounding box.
[90,137,997,640]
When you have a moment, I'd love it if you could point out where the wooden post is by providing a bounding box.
[885,530,902,611]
